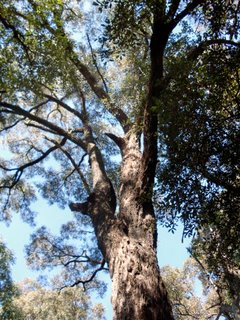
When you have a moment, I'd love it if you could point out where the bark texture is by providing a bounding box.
[107,132,173,320]
[71,131,174,319]
[110,235,172,320]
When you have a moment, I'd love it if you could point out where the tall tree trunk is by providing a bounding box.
[70,7,175,319]
[105,133,174,320]
[70,132,174,319]
[102,13,175,320]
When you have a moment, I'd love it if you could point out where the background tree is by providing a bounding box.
[161,259,204,320]
[161,257,240,320]
[0,239,22,319]
[0,1,239,319]
[13,278,104,320]
[190,230,240,320]
[161,258,216,320]
[156,29,240,237]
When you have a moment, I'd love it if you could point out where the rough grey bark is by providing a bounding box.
[107,133,174,320]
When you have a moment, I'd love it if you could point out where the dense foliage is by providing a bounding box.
[156,41,240,235]
[190,230,240,319]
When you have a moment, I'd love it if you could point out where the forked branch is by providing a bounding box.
[188,39,240,61]
[65,259,107,291]
[171,0,204,29]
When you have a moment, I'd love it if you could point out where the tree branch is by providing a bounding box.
[1,3,131,133]
[62,251,104,268]
[70,56,131,133]
[43,94,84,122]
[44,14,131,133]
[24,122,57,135]
[171,0,204,29]
[0,12,32,61]
[167,0,181,20]
[69,201,89,215]
[0,137,67,190]
[46,137,91,194]
[0,117,26,132]
[215,311,222,320]
[199,168,240,193]
[188,39,240,61]
[0,101,87,150]
[65,259,106,290]
[86,33,109,94]
[139,12,169,205]
[105,133,125,152]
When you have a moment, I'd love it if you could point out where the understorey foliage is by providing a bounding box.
[0,239,21,319]
[12,278,105,320]
[0,1,239,319]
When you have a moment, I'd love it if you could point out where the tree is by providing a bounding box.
[161,258,219,320]
[156,26,240,237]
[161,257,240,320]
[13,278,104,320]
[161,260,204,320]
[152,1,240,317]
[0,1,239,319]
[0,239,22,319]
[189,230,240,320]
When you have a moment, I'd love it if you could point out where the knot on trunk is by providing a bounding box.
[69,193,96,215]
[69,201,89,214]
[105,133,125,152]
[69,179,116,216]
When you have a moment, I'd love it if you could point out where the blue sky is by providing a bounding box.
[0,203,191,281]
